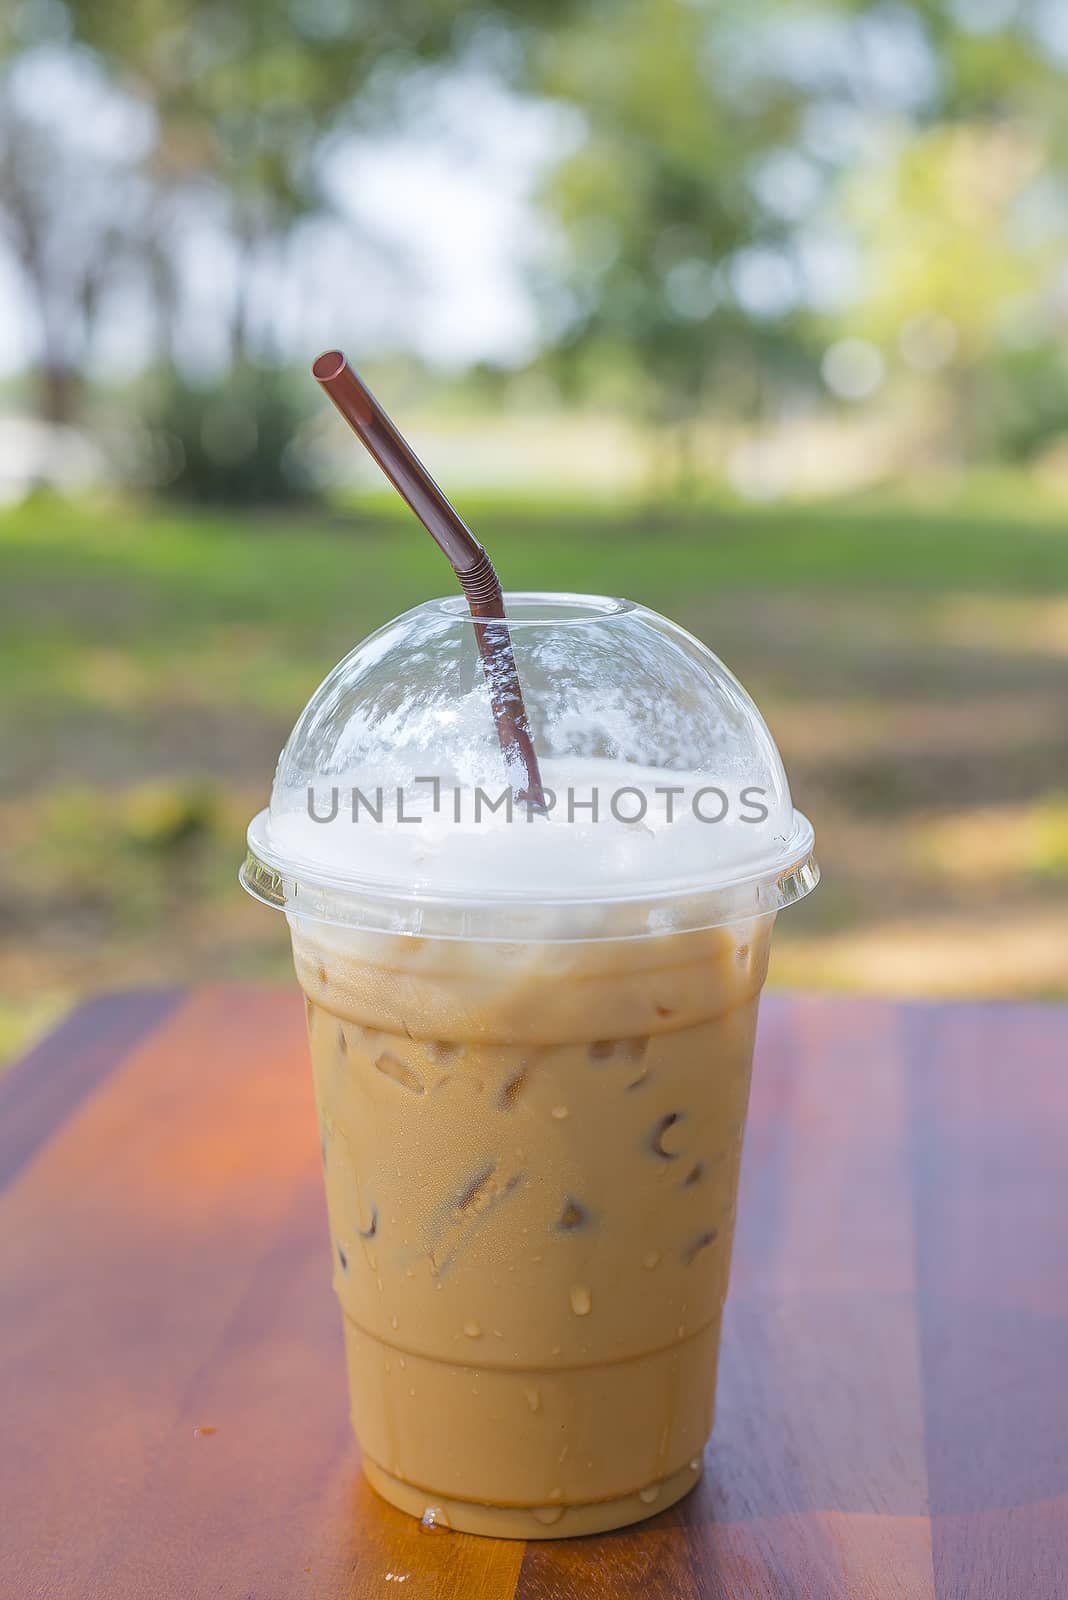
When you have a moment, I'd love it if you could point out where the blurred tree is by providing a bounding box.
[152,362,314,503]
[528,0,1068,470]
[528,0,815,481]
[67,0,584,369]
[841,119,1067,453]
[837,4,1068,461]
[0,0,579,433]
[0,28,159,424]
[4,0,1068,483]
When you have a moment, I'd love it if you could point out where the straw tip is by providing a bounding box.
[312,349,347,382]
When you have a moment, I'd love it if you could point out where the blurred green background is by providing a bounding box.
[2,0,1067,1059]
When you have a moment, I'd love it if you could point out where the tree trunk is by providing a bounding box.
[36,362,83,427]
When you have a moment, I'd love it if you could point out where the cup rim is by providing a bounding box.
[239,806,818,941]
[427,592,636,627]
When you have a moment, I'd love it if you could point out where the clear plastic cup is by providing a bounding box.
[241,592,817,1537]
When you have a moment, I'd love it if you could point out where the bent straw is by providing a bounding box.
[312,351,545,808]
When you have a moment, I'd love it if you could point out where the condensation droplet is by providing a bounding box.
[464,1319,482,1338]
[551,1344,562,1356]
[526,1386,541,1413]
[390,1315,398,1330]
[533,1505,564,1525]
[639,1484,660,1504]
[689,1456,701,1472]
[419,1506,451,1533]
[570,1284,592,1316]
[398,1357,406,1369]
[676,1325,685,1339]
[643,1250,661,1270]
[409,1387,416,1398]
[551,1105,569,1120]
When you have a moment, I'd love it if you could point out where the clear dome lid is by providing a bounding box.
[241,593,817,941]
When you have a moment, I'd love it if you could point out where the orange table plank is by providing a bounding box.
[2,988,1066,1598]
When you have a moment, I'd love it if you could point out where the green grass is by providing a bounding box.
[4,481,1068,612]
[3,484,1065,736]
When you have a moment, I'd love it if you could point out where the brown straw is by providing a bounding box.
[312,351,546,808]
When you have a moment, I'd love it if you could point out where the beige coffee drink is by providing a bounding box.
[295,913,770,1536]
[242,595,817,1538]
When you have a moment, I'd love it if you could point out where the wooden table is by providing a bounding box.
[2,989,1065,1599]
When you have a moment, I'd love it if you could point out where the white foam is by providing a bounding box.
[268,757,792,900]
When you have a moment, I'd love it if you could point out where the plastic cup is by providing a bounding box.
[241,593,817,1538]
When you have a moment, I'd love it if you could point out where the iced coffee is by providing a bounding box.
[241,594,817,1537]
[294,911,770,1536]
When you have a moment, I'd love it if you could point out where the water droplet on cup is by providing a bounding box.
[419,1506,451,1533]
[551,1105,569,1120]
[533,1504,565,1525]
[639,1484,660,1504]
[463,1318,481,1338]
[570,1284,592,1316]
[643,1250,661,1270]
[689,1456,701,1472]
[526,1386,541,1413]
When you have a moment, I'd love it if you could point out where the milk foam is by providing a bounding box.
[268,757,791,899]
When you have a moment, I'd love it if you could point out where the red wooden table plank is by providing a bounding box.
[0,989,181,1190]
[1,988,1065,1599]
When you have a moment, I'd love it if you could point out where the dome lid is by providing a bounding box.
[241,592,817,940]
